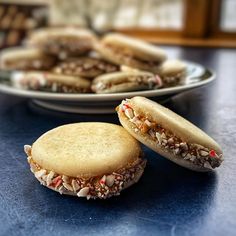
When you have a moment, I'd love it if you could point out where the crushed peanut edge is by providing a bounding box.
[24,145,146,200]
[93,74,163,93]
[18,73,90,93]
[119,99,223,170]
[53,58,119,76]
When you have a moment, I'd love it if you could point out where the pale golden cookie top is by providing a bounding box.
[31,122,142,178]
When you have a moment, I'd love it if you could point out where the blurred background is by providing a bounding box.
[0,0,236,49]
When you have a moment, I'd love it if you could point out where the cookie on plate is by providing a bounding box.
[24,122,146,199]
[15,71,91,93]
[92,71,163,93]
[0,47,56,71]
[28,27,97,59]
[94,33,167,72]
[157,60,187,87]
[117,96,223,172]
[53,57,119,78]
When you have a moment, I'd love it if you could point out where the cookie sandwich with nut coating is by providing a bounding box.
[28,27,96,59]
[117,96,223,172]
[24,122,146,199]
[0,47,56,71]
[94,33,167,72]
[92,71,163,93]
[15,71,91,93]
[157,59,187,87]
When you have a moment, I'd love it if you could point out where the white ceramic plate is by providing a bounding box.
[0,61,215,113]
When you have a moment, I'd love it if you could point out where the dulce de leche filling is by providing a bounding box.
[24,145,146,200]
[119,99,223,169]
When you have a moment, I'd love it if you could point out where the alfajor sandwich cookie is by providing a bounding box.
[0,47,56,71]
[94,33,167,72]
[157,60,187,87]
[92,71,163,93]
[117,96,223,172]
[53,57,119,78]
[24,122,146,199]
[15,71,91,93]
[28,27,96,59]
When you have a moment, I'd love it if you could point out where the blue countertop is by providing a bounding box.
[0,46,235,236]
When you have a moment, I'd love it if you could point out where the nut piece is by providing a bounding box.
[184,153,192,160]
[41,174,47,182]
[63,182,74,192]
[62,175,70,183]
[180,142,188,151]
[106,175,115,187]
[174,148,180,155]
[144,119,152,127]
[77,187,90,197]
[162,139,168,145]
[156,132,162,144]
[24,145,32,156]
[161,133,166,139]
[133,169,144,183]
[148,129,156,139]
[35,169,46,179]
[58,185,65,194]
[204,161,213,169]
[167,138,174,144]
[46,171,55,186]
[30,162,38,173]
[100,175,106,185]
[199,150,209,157]
[124,108,134,119]
[72,179,80,192]
[190,155,196,161]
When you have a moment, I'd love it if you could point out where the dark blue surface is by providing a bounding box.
[0,46,236,236]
